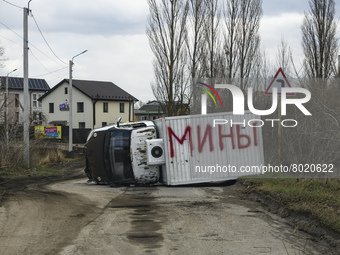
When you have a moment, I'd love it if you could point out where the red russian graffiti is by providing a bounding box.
[168,124,259,158]
[236,125,250,149]
[197,124,214,153]
[218,125,235,150]
[168,126,193,158]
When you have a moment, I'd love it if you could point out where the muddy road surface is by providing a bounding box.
[0,168,337,255]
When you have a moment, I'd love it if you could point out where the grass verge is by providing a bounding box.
[0,166,68,179]
[240,178,340,234]
[0,147,84,179]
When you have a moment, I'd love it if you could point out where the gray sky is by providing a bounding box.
[0,0,339,103]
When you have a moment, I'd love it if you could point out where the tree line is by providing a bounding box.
[146,0,339,116]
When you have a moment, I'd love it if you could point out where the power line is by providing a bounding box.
[0,19,67,67]
[31,13,67,65]
[0,7,70,83]
[33,66,68,78]
[0,20,22,39]
[29,47,68,79]
[29,42,66,67]
[0,34,67,79]
[0,34,22,46]
[29,49,60,77]
[42,72,69,84]
[2,0,23,10]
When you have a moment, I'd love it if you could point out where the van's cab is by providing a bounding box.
[84,121,160,185]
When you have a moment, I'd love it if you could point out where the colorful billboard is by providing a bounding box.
[35,126,62,139]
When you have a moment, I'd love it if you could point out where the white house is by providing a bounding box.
[38,79,137,129]
[0,77,50,125]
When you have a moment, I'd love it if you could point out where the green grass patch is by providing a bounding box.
[240,178,340,233]
[0,166,67,179]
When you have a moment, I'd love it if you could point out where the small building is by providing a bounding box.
[0,77,50,125]
[38,79,137,129]
[134,100,165,121]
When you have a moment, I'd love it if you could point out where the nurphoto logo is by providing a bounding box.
[198,79,312,128]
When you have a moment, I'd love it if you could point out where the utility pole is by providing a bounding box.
[338,55,340,77]
[68,59,72,152]
[69,50,87,152]
[338,55,340,92]
[23,1,31,168]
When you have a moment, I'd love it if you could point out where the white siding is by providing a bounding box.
[41,81,93,128]
[94,101,134,128]
[0,90,45,125]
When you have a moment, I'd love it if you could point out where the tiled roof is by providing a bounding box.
[72,79,137,101]
[0,77,50,91]
[135,102,165,115]
[39,79,138,102]
[138,104,163,112]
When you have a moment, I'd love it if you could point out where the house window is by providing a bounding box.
[65,87,68,94]
[38,94,42,107]
[49,103,54,113]
[141,116,146,120]
[102,122,107,127]
[77,102,84,113]
[103,102,108,113]
[79,122,85,129]
[15,94,19,107]
[32,94,37,108]
[120,103,124,113]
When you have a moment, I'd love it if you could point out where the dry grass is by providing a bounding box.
[241,178,340,233]
[30,144,65,166]
[0,139,67,176]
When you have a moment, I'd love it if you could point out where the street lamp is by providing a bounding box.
[5,68,17,144]
[69,50,87,152]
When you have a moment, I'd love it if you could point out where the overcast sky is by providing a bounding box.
[0,0,339,103]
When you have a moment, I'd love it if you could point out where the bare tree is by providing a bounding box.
[201,0,222,78]
[276,37,293,76]
[301,0,338,80]
[278,81,340,167]
[238,0,262,91]
[223,0,240,81]
[147,0,190,116]
[222,0,263,91]
[185,0,206,115]
[186,0,206,79]
[0,41,5,69]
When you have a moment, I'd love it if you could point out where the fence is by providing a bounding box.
[61,126,91,144]
[0,125,91,144]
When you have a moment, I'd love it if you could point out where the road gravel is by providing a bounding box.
[0,168,336,254]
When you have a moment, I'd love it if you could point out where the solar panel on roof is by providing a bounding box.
[16,79,20,88]
[0,77,49,91]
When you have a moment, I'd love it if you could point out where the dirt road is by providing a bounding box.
[0,168,336,255]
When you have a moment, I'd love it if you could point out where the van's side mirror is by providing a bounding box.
[117,117,122,127]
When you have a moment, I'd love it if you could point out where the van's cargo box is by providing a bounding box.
[153,112,264,185]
